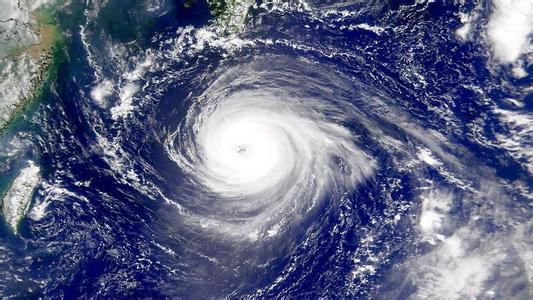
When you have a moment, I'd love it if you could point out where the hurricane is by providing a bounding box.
[164,58,376,239]
[0,0,531,298]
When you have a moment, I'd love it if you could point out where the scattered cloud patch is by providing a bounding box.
[90,79,114,107]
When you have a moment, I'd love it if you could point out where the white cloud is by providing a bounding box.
[456,12,472,41]
[417,147,443,167]
[493,108,533,173]
[90,79,114,107]
[419,189,453,245]
[110,83,139,120]
[413,228,506,299]
[487,0,533,63]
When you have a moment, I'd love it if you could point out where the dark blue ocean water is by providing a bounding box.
[0,0,531,298]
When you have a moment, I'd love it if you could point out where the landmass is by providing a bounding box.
[0,0,59,133]
[207,0,255,34]
[1,161,40,234]
[0,0,59,234]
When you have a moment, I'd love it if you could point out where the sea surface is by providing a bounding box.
[0,0,531,298]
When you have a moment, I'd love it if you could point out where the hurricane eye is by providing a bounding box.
[237,145,248,154]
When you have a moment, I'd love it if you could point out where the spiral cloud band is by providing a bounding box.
[165,59,376,240]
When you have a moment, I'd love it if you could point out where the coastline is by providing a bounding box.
[0,5,61,135]
[0,4,61,234]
